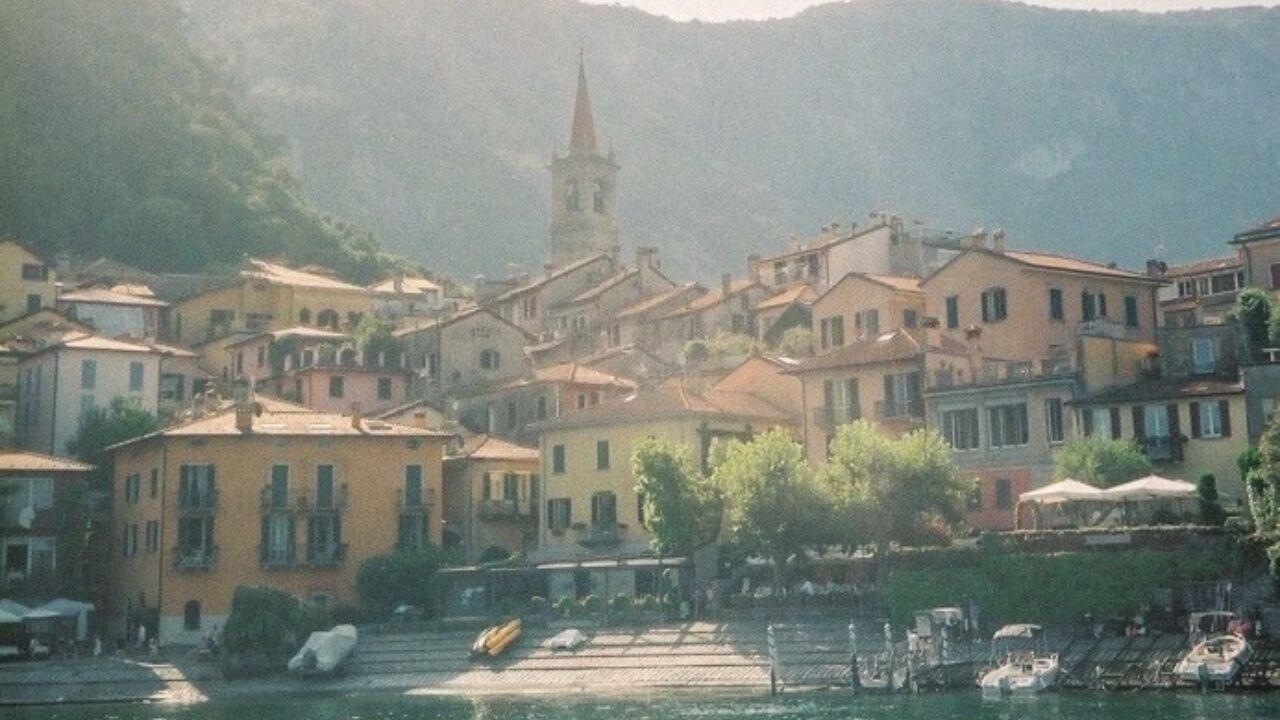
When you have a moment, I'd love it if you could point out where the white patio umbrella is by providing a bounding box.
[0,608,22,624]
[0,599,31,617]
[1104,475,1197,500]
[1019,479,1104,505]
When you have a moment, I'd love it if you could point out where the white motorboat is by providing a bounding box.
[287,624,357,675]
[979,624,1059,695]
[980,652,1060,694]
[1173,634,1251,686]
[547,628,588,650]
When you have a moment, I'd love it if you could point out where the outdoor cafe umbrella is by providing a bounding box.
[0,608,22,624]
[1018,479,1104,505]
[0,599,30,617]
[1103,475,1197,500]
[38,599,95,642]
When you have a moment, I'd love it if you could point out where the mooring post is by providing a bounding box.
[849,621,861,692]
[768,623,779,696]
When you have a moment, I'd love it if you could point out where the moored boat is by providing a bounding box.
[471,618,521,659]
[979,624,1059,695]
[287,624,358,676]
[1174,634,1251,687]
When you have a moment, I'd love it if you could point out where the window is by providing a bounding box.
[427,353,440,379]
[945,296,959,329]
[855,309,880,337]
[1192,338,1216,374]
[1198,402,1223,438]
[145,520,159,553]
[299,308,312,325]
[822,377,859,425]
[21,263,48,281]
[1097,293,1109,318]
[565,179,581,212]
[328,376,344,398]
[149,469,158,499]
[537,396,548,420]
[590,391,600,406]
[596,440,610,470]
[1088,407,1113,439]
[480,349,500,370]
[548,498,572,531]
[125,473,139,503]
[995,479,1013,510]
[988,404,1029,447]
[1124,295,1139,328]
[590,491,617,528]
[123,523,137,557]
[941,409,980,450]
[315,465,335,509]
[577,394,587,410]
[506,401,517,429]
[903,309,918,328]
[819,316,844,349]
[552,445,566,474]
[80,360,96,390]
[26,294,41,312]
[503,473,519,502]
[980,288,1007,322]
[1210,273,1238,295]
[1144,404,1170,438]
[235,352,245,376]
[178,464,215,509]
[269,464,289,509]
[882,372,922,418]
[1045,399,1065,444]
[183,601,201,632]
[1048,288,1064,321]
[256,346,266,368]
[403,465,423,507]
[129,362,145,392]
[1081,292,1097,322]
[377,378,393,401]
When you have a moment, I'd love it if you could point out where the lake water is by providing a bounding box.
[6,692,1280,720]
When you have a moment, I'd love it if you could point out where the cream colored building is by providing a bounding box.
[811,273,925,353]
[1232,217,1280,292]
[109,400,449,645]
[442,435,540,562]
[0,239,58,325]
[396,307,534,400]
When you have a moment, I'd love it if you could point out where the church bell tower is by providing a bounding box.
[548,57,619,268]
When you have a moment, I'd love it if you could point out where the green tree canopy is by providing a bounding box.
[632,437,721,557]
[1053,436,1153,489]
[712,429,829,584]
[1234,287,1276,358]
[67,397,161,485]
[355,545,443,617]
[820,420,972,547]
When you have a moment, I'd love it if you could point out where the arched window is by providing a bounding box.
[339,348,358,367]
[299,308,312,325]
[183,600,201,632]
[479,545,511,563]
[479,349,500,371]
[592,179,606,213]
[565,180,581,212]
[316,309,339,330]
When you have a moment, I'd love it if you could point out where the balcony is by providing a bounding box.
[306,542,347,566]
[1141,435,1184,463]
[812,406,858,432]
[876,398,925,421]
[177,490,217,517]
[173,545,218,571]
[479,498,533,520]
[259,545,296,569]
[928,357,1076,392]
[305,486,349,516]
[576,523,622,548]
[260,486,304,514]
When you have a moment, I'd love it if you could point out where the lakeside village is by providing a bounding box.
[6,62,1280,699]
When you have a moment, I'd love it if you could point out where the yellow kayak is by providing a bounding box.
[471,618,521,658]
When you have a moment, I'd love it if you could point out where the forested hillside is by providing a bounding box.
[0,0,397,282]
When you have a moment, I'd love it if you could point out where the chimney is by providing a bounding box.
[830,221,840,235]
[412,410,429,429]
[992,228,1006,253]
[235,400,254,433]
[350,402,363,430]
[1145,259,1168,278]
[970,227,987,250]
[747,254,762,283]
[635,246,658,270]
[393,272,404,294]
[721,273,732,297]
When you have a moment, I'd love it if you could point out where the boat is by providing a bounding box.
[287,624,357,676]
[471,618,521,659]
[979,624,1059,695]
[1174,634,1251,686]
[548,628,587,651]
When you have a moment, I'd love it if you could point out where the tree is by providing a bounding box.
[772,325,813,357]
[355,545,443,617]
[711,430,829,588]
[633,438,720,557]
[1053,437,1152,488]
[1197,474,1225,526]
[820,420,972,547]
[66,397,161,483]
[1231,287,1276,357]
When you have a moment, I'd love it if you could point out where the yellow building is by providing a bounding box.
[108,398,449,645]
[169,258,380,347]
[532,359,800,568]
[810,273,925,352]
[442,435,540,563]
[1232,216,1280,292]
[0,238,58,324]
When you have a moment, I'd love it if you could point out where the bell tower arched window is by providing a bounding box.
[565,180,581,212]
[592,179,606,213]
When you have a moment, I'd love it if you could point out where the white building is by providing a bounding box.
[16,335,163,455]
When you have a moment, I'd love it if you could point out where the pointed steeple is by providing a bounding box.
[568,54,599,156]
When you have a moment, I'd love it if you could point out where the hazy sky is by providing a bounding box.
[578,0,1279,22]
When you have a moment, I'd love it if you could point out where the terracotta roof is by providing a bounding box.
[0,308,93,340]
[863,274,923,292]
[24,333,163,358]
[368,277,441,294]
[110,284,157,298]
[393,306,534,341]
[227,326,351,348]
[791,329,925,372]
[1001,250,1152,280]
[502,363,636,391]
[755,284,818,311]
[374,397,447,421]
[108,404,450,450]
[1233,216,1280,244]
[754,222,888,265]
[447,434,539,462]
[487,254,612,304]
[140,341,198,359]
[535,380,794,432]
[1161,255,1242,279]
[614,283,704,320]
[241,258,366,292]
[664,278,761,318]
[0,451,92,473]
[58,287,169,307]
[1071,375,1244,406]
[562,268,639,306]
